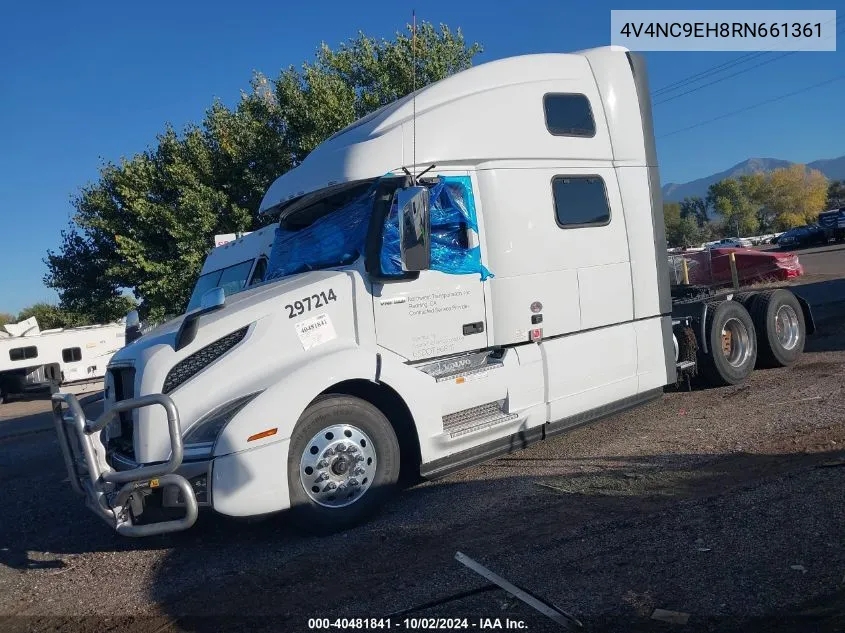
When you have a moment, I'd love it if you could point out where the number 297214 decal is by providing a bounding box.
[286,288,337,319]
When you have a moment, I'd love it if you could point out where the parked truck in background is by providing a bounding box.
[125,227,275,345]
[52,45,813,537]
[817,208,845,243]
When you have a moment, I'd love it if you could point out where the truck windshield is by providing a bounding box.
[186,259,255,312]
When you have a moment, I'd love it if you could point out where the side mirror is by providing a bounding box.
[199,287,226,313]
[397,186,431,272]
[174,287,226,352]
[124,310,142,345]
[126,310,140,329]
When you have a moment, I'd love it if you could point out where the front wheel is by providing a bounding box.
[287,394,400,534]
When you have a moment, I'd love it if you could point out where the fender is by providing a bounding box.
[375,351,443,464]
[210,347,442,518]
[214,343,445,465]
[213,344,378,457]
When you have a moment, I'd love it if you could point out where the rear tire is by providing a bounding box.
[287,394,400,534]
[699,300,757,386]
[747,289,805,368]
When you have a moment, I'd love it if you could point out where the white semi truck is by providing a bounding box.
[52,46,813,536]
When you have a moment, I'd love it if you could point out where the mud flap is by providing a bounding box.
[793,294,816,335]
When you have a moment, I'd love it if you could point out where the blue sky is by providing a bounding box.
[1,0,842,314]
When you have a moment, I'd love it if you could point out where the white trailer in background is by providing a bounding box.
[0,319,125,403]
[52,45,813,537]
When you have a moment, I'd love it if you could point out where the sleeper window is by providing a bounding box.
[552,176,611,228]
[543,93,595,137]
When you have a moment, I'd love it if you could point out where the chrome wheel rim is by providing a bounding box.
[774,305,800,351]
[720,317,752,368]
[299,425,377,508]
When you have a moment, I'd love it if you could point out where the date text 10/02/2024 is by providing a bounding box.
[307,618,529,630]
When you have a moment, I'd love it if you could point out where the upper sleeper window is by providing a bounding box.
[543,93,596,137]
[552,176,610,228]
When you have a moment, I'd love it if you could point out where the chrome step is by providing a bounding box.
[416,351,504,382]
[435,361,503,383]
[442,401,518,438]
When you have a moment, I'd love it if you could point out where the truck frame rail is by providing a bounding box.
[52,392,198,536]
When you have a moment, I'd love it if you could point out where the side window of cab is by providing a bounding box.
[248,257,268,286]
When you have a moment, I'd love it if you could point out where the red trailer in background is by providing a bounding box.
[671,247,803,287]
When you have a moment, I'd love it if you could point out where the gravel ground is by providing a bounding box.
[1,301,844,633]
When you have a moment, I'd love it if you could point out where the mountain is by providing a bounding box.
[661,155,845,202]
[808,155,845,180]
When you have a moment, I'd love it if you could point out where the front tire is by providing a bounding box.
[699,300,758,386]
[287,394,400,534]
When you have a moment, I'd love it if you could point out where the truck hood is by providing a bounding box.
[110,269,351,366]
[108,267,365,463]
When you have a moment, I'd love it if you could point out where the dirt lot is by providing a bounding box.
[1,279,844,633]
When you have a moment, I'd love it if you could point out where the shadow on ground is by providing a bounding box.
[5,446,843,632]
[155,450,844,632]
[164,451,845,632]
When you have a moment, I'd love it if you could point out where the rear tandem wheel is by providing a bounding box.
[698,300,758,386]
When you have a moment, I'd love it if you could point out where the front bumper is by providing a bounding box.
[51,392,198,537]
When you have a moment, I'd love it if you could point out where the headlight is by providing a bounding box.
[183,392,261,454]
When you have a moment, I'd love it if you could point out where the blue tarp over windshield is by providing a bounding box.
[265,176,491,282]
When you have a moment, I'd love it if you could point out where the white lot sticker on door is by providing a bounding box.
[295,313,337,350]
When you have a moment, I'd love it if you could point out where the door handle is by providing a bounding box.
[462,322,484,336]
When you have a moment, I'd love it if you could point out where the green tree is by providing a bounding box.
[737,173,774,232]
[679,196,708,228]
[827,180,845,209]
[45,227,137,323]
[665,201,702,248]
[15,303,86,330]
[45,23,482,321]
[706,178,759,237]
[664,201,681,233]
[0,313,14,328]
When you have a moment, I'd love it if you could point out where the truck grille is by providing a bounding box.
[162,326,248,394]
[108,367,136,459]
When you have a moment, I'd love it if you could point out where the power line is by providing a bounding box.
[655,21,844,106]
[655,50,796,105]
[658,73,845,139]
[652,51,767,96]
[651,15,843,99]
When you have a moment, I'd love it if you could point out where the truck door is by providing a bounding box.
[370,176,488,362]
[372,271,487,361]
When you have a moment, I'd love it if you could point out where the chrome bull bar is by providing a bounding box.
[52,392,198,537]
